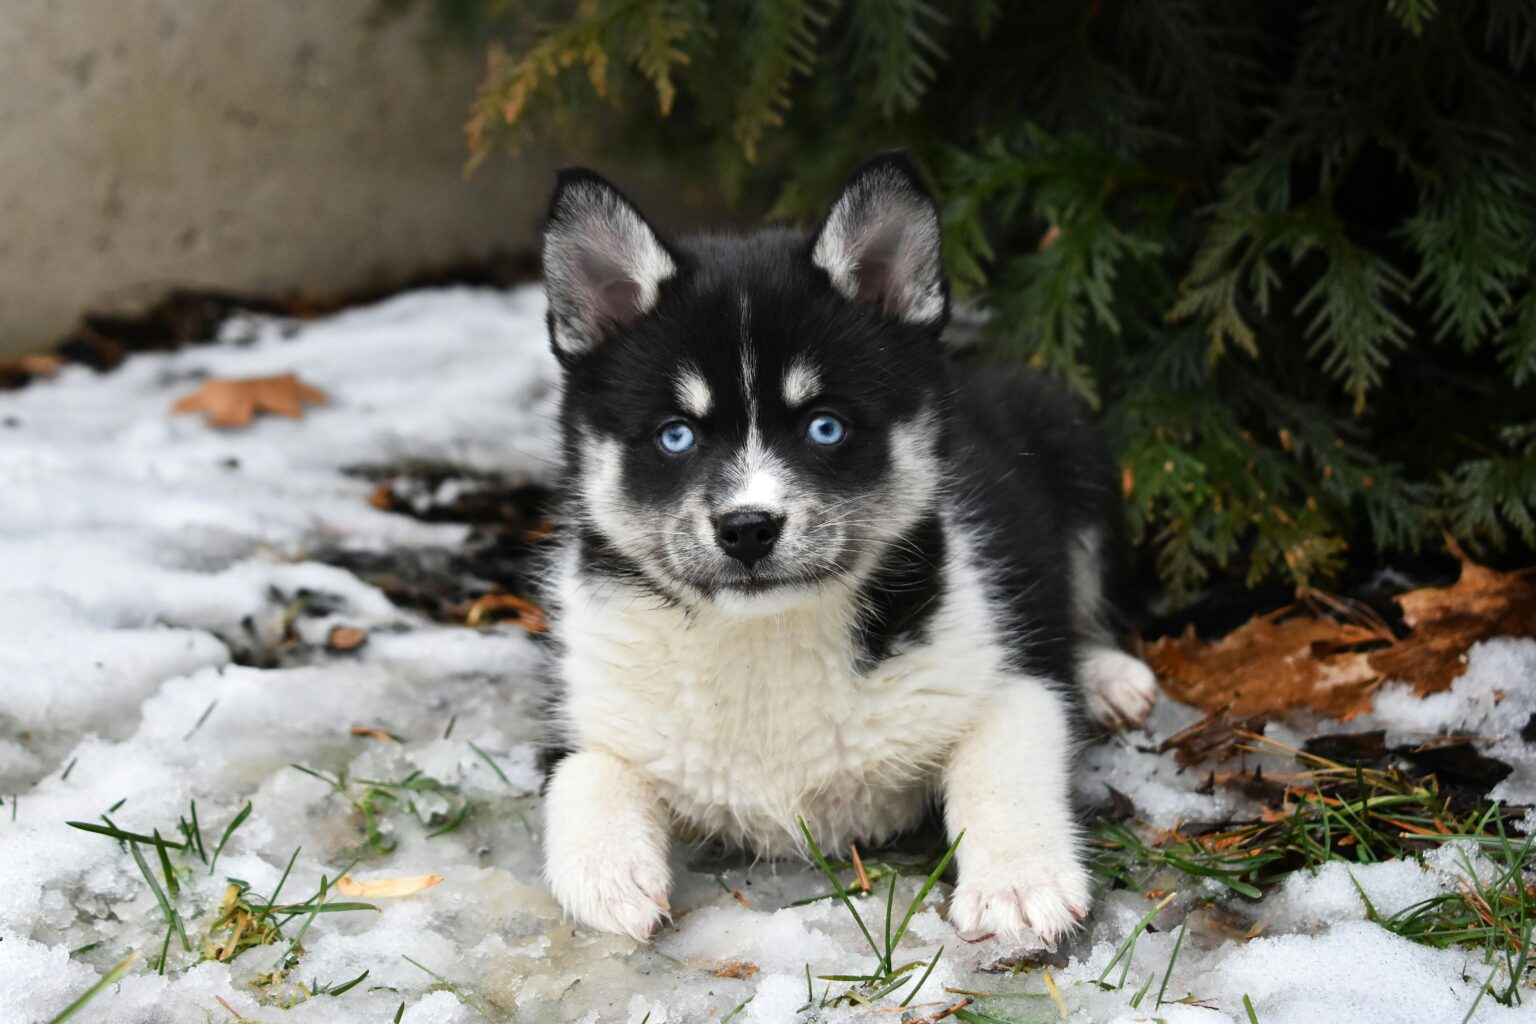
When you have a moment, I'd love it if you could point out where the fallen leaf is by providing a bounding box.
[171,373,327,428]
[349,726,396,742]
[335,873,443,898]
[0,354,62,389]
[1367,541,1536,694]
[711,960,759,979]
[455,592,547,632]
[1147,607,1387,722]
[1157,708,1272,765]
[327,626,368,651]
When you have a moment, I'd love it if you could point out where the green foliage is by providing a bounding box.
[391,0,1536,602]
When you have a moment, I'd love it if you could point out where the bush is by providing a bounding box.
[392,0,1536,604]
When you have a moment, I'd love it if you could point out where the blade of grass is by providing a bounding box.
[210,801,252,874]
[719,997,753,1023]
[183,699,218,740]
[402,955,492,1022]
[128,840,188,955]
[46,950,139,1024]
[900,946,944,1008]
[67,820,187,850]
[797,817,886,970]
[468,742,511,787]
[1097,891,1176,989]
[1155,917,1188,1008]
[1129,971,1154,1009]
[888,832,963,964]
[1460,964,1498,1024]
[326,968,370,996]
[1243,993,1260,1023]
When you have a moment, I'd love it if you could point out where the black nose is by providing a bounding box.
[715,510,783,566]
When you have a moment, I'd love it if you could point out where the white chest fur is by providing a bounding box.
[551,543,1008,855]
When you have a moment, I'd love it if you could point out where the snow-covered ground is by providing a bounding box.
[1,287,1532,1023]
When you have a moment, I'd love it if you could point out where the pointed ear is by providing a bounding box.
[542,169,678,356]
[810,154,947,327]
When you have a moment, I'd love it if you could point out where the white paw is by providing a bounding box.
[545,839,671,941]
[1081,647,1158,730]
[542,750,672,941]
[948,850,1091,946]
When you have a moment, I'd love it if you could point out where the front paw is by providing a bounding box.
[948,851,1090,946]
[545,840,671,941]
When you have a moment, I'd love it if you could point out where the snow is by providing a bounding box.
[1,285,1532,1022]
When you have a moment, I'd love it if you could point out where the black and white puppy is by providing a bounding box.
[538,155,1157,944]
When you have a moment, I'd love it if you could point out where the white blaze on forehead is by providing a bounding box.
[782,357,822,407]
[738,291,758,424]
[674,368,713,417]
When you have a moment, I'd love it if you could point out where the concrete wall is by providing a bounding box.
[0,1,572,355]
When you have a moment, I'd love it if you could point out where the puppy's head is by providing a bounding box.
[545,155,950,614]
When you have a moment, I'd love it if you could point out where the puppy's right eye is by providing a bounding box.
[657,421,697,454]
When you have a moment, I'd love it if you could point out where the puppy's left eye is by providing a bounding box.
[658,421,697,454]
[806,414,846,446]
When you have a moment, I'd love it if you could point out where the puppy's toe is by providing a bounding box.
[547,844,671,941]
[949,855,1091,946]
[1081,648,1158,730]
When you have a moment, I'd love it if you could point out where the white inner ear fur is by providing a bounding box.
[544,182,676,354]
[812,170,944,326]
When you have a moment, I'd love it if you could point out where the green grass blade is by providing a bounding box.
[151,830,178,900]
[899,946,944,1007]
[468,742,512,786]
[66,820,186,850]
[128,840,188,954]
[1097,891,1175,988]
[326,968,370,996]
[1155,917,1188,1008]
[209,801,252,874]
[796,817,886,969]
[45,950,138,1024]
[887,831,963,964]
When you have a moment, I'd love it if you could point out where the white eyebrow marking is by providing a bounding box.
[674,367,712,417]
[782,357,822,407]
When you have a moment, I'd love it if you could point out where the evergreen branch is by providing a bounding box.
[730,0,833,162]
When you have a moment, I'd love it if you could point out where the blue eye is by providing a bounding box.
[806,414,846,446]
[658,421,696,453]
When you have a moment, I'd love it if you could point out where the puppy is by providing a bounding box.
[536,155,1156,943]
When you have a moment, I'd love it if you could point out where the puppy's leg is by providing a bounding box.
[1068,526,1157,730]
[944,678,1090,945]
[543,749,672,940]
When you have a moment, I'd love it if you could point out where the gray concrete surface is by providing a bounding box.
[0,1,596,354]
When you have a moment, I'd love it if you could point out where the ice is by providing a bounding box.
[2,286,1533,1022]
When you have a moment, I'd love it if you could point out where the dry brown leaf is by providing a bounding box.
[1147,607,1387,721]
[171,373,327,428]
[1149,545,1535,755]
[456,593,548,633]
[0,354,63,390]
[1368,541,1536,694]
[1156,708,1272,765]
[711,960,759,979]
[335,873,443,898]
[349,726,395,741]
[327,626,368,651]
